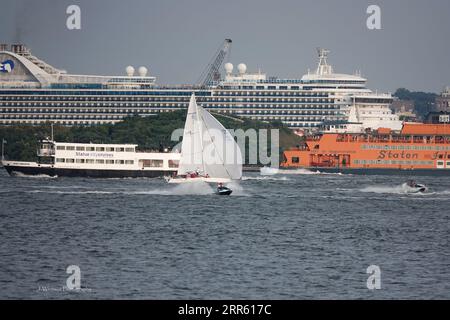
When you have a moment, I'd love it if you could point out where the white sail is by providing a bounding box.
[176,94,242,180]
[197,104,242,179]
[177,94,204,176]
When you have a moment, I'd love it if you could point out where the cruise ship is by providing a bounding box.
[0,42,401,131]
[2,139,180,178]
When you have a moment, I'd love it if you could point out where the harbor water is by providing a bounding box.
[0,169,449,299]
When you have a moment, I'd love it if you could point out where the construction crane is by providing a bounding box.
[197,39,232,87]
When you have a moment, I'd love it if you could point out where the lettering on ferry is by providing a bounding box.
[75,152,113,158]
[431,152,447,160]
[377,151,418,160]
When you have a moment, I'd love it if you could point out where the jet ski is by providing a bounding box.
[404,180,427,193]
[409,183,427,193]
[215,183,232,196]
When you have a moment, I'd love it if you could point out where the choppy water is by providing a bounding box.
[0,168,449,299]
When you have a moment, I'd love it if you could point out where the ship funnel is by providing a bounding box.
[11,44,28,54]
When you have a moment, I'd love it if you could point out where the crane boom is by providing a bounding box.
[197,39,232,87]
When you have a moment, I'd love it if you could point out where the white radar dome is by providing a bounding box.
[138,66,148,77]
[237,63,247,75]
[126,66,135,76]
[224,62,233,74]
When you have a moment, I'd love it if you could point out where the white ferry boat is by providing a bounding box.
[1,139,180,178]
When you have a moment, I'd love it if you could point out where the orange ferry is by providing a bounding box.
[281,123,450,175]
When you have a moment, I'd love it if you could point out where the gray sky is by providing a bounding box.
[2,0,449,93]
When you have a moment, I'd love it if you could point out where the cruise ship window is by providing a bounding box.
[96,147,105,152]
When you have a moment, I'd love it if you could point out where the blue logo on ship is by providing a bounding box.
[0,60,15,73]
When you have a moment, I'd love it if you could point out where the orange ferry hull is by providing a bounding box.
[281,123,450,175]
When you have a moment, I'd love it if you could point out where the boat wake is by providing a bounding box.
[359,183,429,195]
[260,167,344,176]
[13,172,58,179]
[243,176,290,181]
[29,181,237,196]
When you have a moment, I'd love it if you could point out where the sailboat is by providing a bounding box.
[167,93,242,190]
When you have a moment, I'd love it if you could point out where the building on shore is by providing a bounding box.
[424,111,450,124]
[391,98,418,121]
[435,87,450,112]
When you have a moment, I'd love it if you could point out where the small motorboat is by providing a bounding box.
[215,184,232,196]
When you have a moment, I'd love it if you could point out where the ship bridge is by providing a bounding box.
[301,48,367,90]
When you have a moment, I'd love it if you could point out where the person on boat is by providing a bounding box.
[217,182,223,189]
[407,180,416,188]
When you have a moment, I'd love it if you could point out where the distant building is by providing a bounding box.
[391,98,417,121]
[424,111,450,124]
[436,87,450,112]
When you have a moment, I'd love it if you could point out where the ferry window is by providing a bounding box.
[115,160,125,164]
[56,158,65,162]
[292,157,300,164]
[116,147,125,152]
[76,146,85,151]
[76,159,85,163]
[66,146,75,151]
[140,159,163,167]
[96,147,105,152]
[86,159,95,164]
[106,160,114,164]
[169,160,179,168]
[86,146,95,151]
[106,147,115,152]
[125,160,134,165]
[96,159,104,164]
[66,159,75,163]
[57,146,65,150]
[125,148,134,152]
